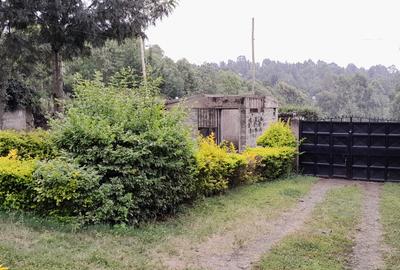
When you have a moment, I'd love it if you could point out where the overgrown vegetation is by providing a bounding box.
[0,130,55,160]
[380,183,400,269]
[243,147,296,181]
[0,87,298,225]
[279,105,320,120]
[256,185,362,270]
[48,73,199,225]
[195,135,248,195]
[2,31,396,123]
[257,120,297,148]
[33,158,102,222]
[0,150,36,210]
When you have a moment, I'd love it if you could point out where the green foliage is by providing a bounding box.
[64,39,142,88]
[391,87,400,120]
[257,120,297,148]
[279,105,320,120]
[0,130,56,160]
[257,186,362,270]
[50,73,198,224]
[381,183,400,268]
[243,147,296,181]
[0,0,177,109]
[0,150,36,210]
[32,157,102,221]
[275,81,308,106]
[195,135,248,195]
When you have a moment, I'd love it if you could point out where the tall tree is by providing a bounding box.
[0,0,176,112]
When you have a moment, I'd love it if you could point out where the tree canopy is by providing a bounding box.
[0,0,176,111]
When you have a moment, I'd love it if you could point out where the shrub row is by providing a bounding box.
[195,135,248,195]
[46,75,198,225]
[0,72,298,225]
[0,150,36,210]
[196,135,297,195]
[0,130,55,160]
[243,147,297,181]
[257,120,297,148]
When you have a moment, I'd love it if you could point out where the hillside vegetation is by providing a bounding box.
[2,37,399,123]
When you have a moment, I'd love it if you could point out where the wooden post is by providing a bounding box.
[139,36,147,81]
[252,17,256,93]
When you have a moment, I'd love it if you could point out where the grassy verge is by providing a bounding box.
[381,183,400,270]
[0,176,315,270]
[255,184,362,270]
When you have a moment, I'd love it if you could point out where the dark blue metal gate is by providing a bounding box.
[299,117,400,181]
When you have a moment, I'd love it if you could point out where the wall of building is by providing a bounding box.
[238,98,278,152]
[167,95,279,152]
[1,109,34,130]
[221,109,240,149]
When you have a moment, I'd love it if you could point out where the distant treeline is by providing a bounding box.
[2,37,400,121]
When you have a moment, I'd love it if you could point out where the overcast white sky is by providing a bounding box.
[147,0,400,69]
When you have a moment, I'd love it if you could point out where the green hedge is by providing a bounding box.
[279,105,320,120]
[32,158,104,221]
[0,150,36,210]
[257,120,297,148]
[243,147,297,181]
[49,73,199,224]
[195,135,248,195]
[0,130,56,160]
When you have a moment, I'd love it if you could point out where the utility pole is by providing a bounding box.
[139,36,147,81]
[251,17,256,93]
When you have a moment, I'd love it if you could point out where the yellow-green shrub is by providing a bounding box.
[32,157,106,222]
[243,147,296,181]
[256,120,297,148]
[0,130,56,160]
[195,135,248,195]
[0,150,36,210]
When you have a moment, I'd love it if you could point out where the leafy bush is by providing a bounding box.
[195,135,248,195]
[257,120,297,148]
[279,105,320,120]
[32,157,104,220]
[243,147,296,181]
[50,73,198,224]
[0,150,36,210]
[0,130,55,160]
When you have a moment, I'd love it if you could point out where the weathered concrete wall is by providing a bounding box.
[221,109,240,149]
[186,108,199,138]
[1,109,34,130]
[238,108,278,151]
[167,94,279,152]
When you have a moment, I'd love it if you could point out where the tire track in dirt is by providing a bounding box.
[351,182,385,270]
[161,179,349,270]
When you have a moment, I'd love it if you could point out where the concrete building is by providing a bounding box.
[0,109,34,130]
[166,94,279,152]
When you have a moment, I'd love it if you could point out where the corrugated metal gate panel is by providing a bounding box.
[299,120,400,181]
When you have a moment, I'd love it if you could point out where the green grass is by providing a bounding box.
[255,184,363,270]
[381,183,400,270]
[0,176,316,270]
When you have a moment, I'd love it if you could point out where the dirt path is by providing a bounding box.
[351,182,385,270]
[161,179,349,270]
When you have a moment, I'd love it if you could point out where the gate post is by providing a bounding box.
[290,117,300,173]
